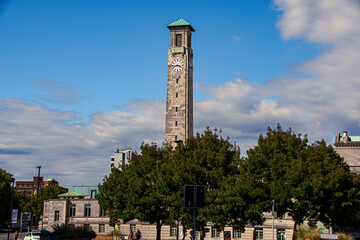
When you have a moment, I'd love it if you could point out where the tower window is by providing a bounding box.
[176,78,179,84]
[176,34,182,47]
[176,107,178,112]
[175,136,177,141]
[175,121,178,126]
[176,92,178,98]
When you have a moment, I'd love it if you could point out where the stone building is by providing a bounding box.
[165,19,194,146]
[334,131,360,174]
[42,186,111,235]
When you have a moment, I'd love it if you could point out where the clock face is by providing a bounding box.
[171,59,184,72]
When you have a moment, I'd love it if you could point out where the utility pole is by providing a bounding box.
[35,166,41,230]
[174,140,183,240]
[7,177,15,240]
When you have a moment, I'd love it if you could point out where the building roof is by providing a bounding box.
[72,186,98,196]
[58,191,84,197]
[47,178,55,181]
[167,18,195,32]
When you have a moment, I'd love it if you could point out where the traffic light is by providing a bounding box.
[184,185,206,208]
[196,185,206,208]
[184,185,195,208]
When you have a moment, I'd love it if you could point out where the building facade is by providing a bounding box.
[165,19,194,146]
[16,177,68,197]
[43,186,111,235]
[334,131,360,174]
[110,148,132,168]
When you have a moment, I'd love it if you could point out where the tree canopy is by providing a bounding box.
[97,125,360,240]
[243,124,360,230]
[0,169,14,226]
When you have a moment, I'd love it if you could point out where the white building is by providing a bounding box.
[110,148,132,168]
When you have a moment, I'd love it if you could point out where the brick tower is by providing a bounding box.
[165,19,195,146]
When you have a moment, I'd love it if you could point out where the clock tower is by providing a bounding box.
[165,19,195,146]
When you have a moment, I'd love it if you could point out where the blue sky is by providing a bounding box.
[1,0,360,188]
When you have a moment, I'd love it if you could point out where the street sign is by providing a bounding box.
[224,231,231,240]
[11,209,18,224]
[321,234,338,240]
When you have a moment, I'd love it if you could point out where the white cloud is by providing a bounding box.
[193,0,360,153]
[0,99,165,188]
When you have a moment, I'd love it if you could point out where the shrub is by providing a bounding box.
[295,225,354,240]
[51,223,97,239]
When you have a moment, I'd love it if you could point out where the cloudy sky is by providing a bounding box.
[1,0,360,189]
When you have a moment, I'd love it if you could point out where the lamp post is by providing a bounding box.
[7,177,15,240]
[35,166,41,230]
[174,140,183,240]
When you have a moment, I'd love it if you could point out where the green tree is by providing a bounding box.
[23,185,66,219]
[0,169,14,226]
[97,143,176,240]
[178,128,244,238]
[243,124,360,234]
[97,128,248,240]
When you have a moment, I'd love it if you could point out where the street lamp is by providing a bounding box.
[35,166,41,230]
[174,140,183,240]
[7,177,15,240]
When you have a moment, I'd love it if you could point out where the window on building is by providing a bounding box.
[255,228,263,240]
[122,152,126,165]
[211,227,220,238]
[99,224,105,233]
[176,92,178,98]
[176,78,179,84]
[130,224,136,233]
[277,229,286,240]
[85,204,91,217]
[54,211,59,221]
[176,34,182,47]
[70,204,76,217]
[175,136,177,141]
[233,228,241,239]
[91,190,97,199]
[24,184,27,187]
[100,208,106,217]
[170,226,177,237]
[176,107,178,112]
[175,121,178,126]
[111,163,114,167]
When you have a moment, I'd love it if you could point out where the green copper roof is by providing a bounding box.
[58,191,84,197]
[167,18,195,32]
[350,136,360,141]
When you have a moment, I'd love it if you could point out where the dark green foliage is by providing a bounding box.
[22,185,66,218]
[50,223,96,239]
[0,169,14,226]
[244,124,360,230]
[97,142,176,240]
[97,128,246,240]
[97,125,360,240]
